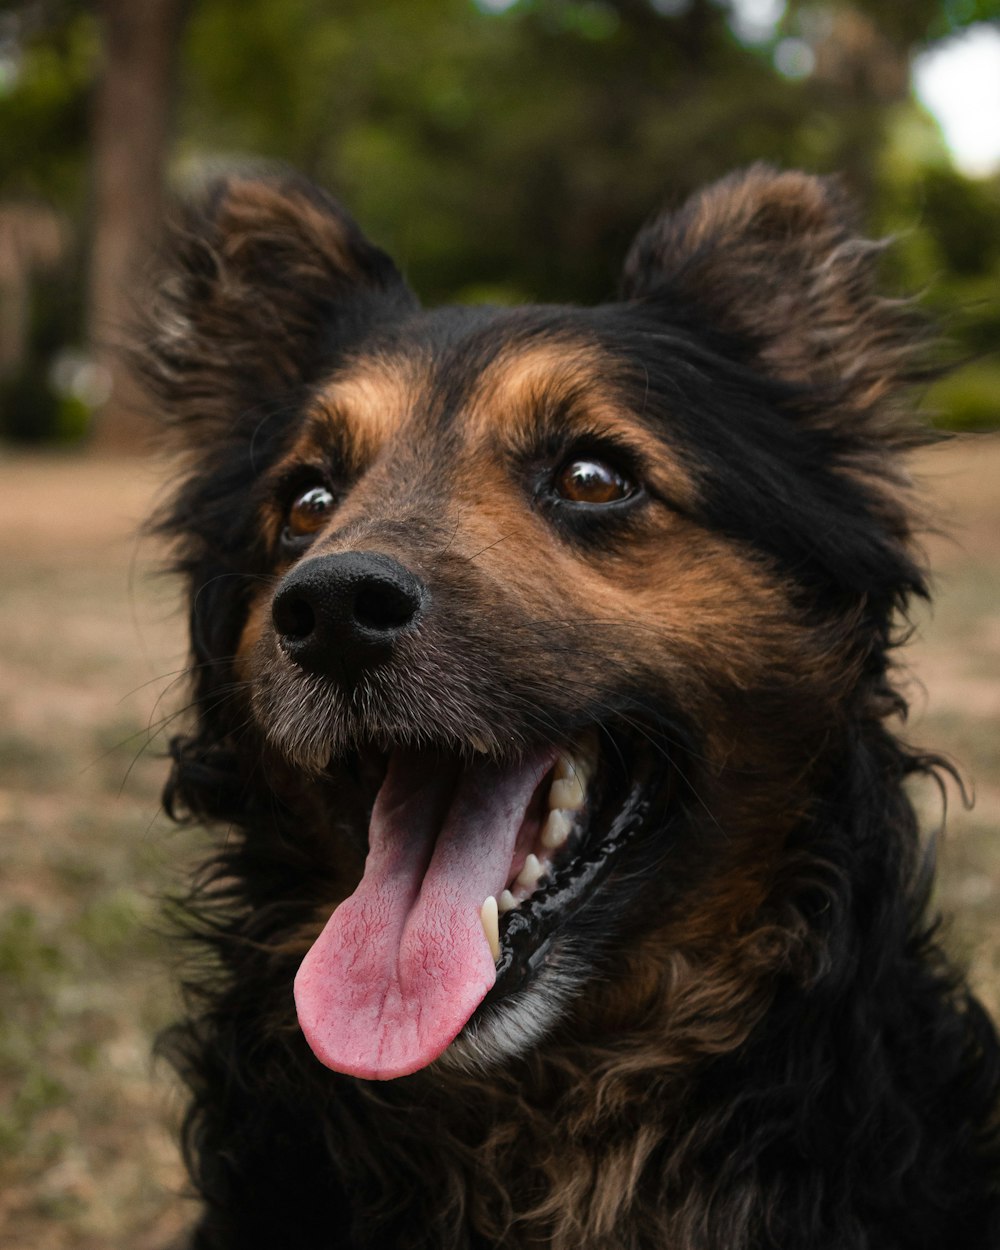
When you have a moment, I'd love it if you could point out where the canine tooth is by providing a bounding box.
[541,809,573,850]
[572,730,599,778]
[498,889,518,915]
[552,753,576,783]
[517,853,544,891]
[480,896,500,962]
[549,774,585,812]
[553,748,592,789]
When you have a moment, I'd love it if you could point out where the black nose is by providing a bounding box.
[272,551,426,680]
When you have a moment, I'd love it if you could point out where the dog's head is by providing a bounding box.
[148,167,929,1082]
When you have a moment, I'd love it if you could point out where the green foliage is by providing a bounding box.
[0,7,91,442]
[0,9,95,202]
[180,0,889,305]
[1,0,998,434]
[928,363,1000,430]
[875,131,1000,429]
[921,168,1000,276]
[926,0,1000,40]
[0,257,85,444]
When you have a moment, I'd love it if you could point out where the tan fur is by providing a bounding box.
[466,340,700,510]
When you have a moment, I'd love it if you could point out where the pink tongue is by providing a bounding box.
[294,747,555,1080]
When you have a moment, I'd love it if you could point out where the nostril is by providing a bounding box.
[354,580,421,632]
[273,592,316,641]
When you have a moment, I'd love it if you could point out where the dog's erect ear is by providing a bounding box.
[621,165,925,423]
[142,175,416,428]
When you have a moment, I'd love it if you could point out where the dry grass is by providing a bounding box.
[906,435,1000,1021]
[0,454,197,1249]
[0,437,997,1248]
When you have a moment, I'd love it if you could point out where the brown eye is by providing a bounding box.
[286,485,336,538]
[555,458,632,505]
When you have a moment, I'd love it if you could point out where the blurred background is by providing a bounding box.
[0,2,997,1247]
[1,0,999,444]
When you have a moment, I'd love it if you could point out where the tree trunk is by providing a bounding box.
[87,0,187,452]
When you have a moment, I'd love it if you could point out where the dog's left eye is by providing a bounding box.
[285,485,337,540]
[555,458,633,505]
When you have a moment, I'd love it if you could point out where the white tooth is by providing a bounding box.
[480,896,500,962]
[552,753,575,782]
[498,889,518,914]
[553,750,592,789]
[467,734,491,755]
[549,774,585,812]
[541,808,573,850]
[517,853,544,892]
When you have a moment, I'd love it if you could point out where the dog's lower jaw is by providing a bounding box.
[436,939,589,1075]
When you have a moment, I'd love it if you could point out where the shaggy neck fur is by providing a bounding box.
[163,708,1000,1250]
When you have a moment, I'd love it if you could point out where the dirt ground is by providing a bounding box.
[0,438,998,1248]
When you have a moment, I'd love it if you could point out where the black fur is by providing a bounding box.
[143,167,1000,1249]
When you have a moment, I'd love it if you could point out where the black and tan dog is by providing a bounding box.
[144,166,1000,1248]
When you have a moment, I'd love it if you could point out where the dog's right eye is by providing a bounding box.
[284,485,337,542]
[555,458,633,506]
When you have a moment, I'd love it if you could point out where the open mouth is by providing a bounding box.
[293,729,661,1081]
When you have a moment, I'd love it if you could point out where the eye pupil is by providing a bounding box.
[556,458,630,505]
[286,485,336,538]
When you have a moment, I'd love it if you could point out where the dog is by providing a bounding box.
[142,165,1000,1249]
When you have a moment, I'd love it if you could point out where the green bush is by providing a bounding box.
[928,362,1000,432]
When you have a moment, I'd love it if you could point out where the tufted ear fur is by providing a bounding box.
[140,177,417,825]
[620,165,929,436]
[141,174,417,433]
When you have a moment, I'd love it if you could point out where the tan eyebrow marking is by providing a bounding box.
[307,354,430,462]
[465,341,699,509]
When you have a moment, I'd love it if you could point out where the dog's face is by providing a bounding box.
[151,168,924,1082]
